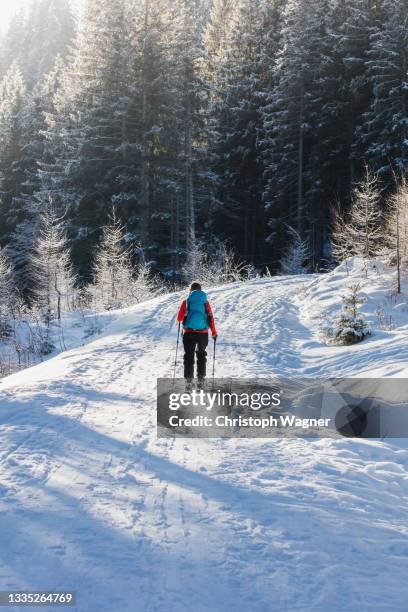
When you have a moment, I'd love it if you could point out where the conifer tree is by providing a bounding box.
[0,7,27,79]
[23,0,76,89]
[0,63,27,247]
[339,0,385,173]
[126,0,182,269]
[208,0,284,267]
[330,283,371,345]
[261,0,329,264]
[279,227,310,275]
[357,0,408,183]
[0,246,18,339]
[348,166,383,259]
[91,209,135,310]
[42,0,132,279]
[0,0,75,88]
[171,0,208,258]
[91,209,157,309]
[9,59,66,291]
[31,204,77,320]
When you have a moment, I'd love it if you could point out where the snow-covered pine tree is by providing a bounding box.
[181,240,253,286]
[0,247,15,309]
[0,0,75,89]
[0,7,27,80]
[9,56,68,294]
[348,166,383,259]
[23,0,76,89]
[207,0,284,269]
[41,0,133,280]
[340,0,386,175]
[0,246,17,338]
[171,0,208,261]
[91,209,138,310]
[201,0,234,88]
[198,0,235,255]
[0,63,27,247]
[308,0,359,231]
[131,255,161,304]
[126,0,184,273]
[31,204,77,321]
[261,0,330,266]
[279,226,310,275]
[329,283,371,345]
[357,0,408,183]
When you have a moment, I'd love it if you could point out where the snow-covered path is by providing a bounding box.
[0,274,408,611]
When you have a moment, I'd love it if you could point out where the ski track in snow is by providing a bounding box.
[0,272,407,611]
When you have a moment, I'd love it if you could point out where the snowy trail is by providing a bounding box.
[0,274,408,611]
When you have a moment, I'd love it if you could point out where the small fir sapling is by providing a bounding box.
[329,284,371,345]
[91,209,159,310]
[30,204,77,321]
[347,166,383,261]
[279,227,310,275]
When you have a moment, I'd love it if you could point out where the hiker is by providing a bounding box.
[176,282,218,382]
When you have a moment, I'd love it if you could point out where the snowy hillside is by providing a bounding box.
[1,260,408,612]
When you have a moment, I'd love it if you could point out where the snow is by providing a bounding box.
[0,259,408,611]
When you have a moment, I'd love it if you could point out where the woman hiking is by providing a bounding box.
[176,282,218,383]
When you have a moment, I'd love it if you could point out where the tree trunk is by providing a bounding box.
[183,0,196,255]
[397,208,401,293]
[140,0,150,248]
[401,50,407,161]
[175,195,180,275]
[185,116,195,251]
[297,81,305,236]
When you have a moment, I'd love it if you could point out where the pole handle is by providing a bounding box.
[173,322,181,382]
[212,335,216,379]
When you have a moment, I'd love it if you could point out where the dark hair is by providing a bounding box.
[189,281,202,292]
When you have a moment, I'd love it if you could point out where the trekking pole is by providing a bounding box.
[173,322,181,382]
[212,336,217,380]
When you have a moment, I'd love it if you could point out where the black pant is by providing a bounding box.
[183,332,208,379]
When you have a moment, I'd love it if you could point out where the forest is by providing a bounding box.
[0,0,407,291]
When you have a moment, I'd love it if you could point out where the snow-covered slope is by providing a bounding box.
[1,261,408,612]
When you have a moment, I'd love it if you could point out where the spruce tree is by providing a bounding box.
[261,0,330,265]
[0,0,75,89]
[31,204,77,320]
[42,0,132,279]
[358,0,408,183]
[7,57,67,292]
[348,166,383,259]
[0,246,17,337]
[90,209,158,310]
[339,0,385,175]
[171,0,209,263]
[0,63,27,247]
[280,227,310,275]
[330,283,371,345]
[208,0,284,268]
[23,0,76,89]
[0,7,27,80]
[126,0,182,272]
